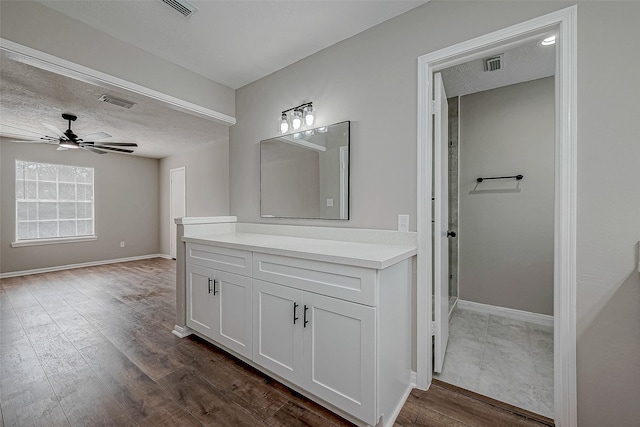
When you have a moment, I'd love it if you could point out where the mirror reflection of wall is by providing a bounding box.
[260,121,350,220]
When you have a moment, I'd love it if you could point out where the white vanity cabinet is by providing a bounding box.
[185,244,253,359]
[180,233,415,427]
[253,279,376,423]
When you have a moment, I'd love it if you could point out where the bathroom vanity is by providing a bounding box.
[173,218,416,427]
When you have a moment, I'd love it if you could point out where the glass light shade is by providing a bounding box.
[304,129,314,136]
[542,36,556,46]
[291,110,303,130]
[59,142,78,149]
[279,113,289,134]
[304,105,315,126]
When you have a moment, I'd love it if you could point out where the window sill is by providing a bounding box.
[11,236,98,247]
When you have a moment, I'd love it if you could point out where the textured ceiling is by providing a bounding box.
[441,36,556,98]
[37,0,427,90]
[0,51,229,159]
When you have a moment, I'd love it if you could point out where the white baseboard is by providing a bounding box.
[157,254,173,260]
[0,254,170,278]
[172,325,193,338]
[457,300,553,327]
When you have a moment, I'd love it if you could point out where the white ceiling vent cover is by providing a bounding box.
[99,94,136,109]
[483,54,504,72]
[160,0,198,18]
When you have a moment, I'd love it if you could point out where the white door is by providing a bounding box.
[252,280,304,385]
[302,292,376,425]
[213,270,253,358]
[433,72,450,373]
[186,264,215,337]
[170,167,186,259]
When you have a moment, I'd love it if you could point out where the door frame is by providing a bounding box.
[416,6,577,427]
[170,166,186,259]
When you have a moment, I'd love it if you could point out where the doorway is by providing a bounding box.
[434,66,556,417]
[170,166,186,259]
[416,7,577,427]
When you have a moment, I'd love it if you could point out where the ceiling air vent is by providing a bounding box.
[98,94,136,109]
[160,0,198,18]
[483,54,504,72]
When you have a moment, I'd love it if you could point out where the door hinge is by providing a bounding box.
[431,321,437,336]
[431,100,437,113]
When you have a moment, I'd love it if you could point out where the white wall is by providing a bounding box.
[0,139,160,273]
[0,0,235,118]
[159,141,230,255]
[458,77,555,315]
[229,2,640,425]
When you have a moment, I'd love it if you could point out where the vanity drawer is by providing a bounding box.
[253,253,376,306]
[186,243,252,276]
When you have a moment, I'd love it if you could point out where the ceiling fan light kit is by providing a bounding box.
[4,113,138,155]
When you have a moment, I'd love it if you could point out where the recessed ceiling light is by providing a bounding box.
[542,36,556,46]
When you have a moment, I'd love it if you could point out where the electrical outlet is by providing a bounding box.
[398,214,409,232]
[120,241,125,248]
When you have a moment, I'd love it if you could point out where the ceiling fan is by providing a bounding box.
[4,113,138,154]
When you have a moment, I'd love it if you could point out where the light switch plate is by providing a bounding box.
[326,198,334,207]
[398,214,409,232]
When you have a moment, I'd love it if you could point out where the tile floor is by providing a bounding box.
[434,306,554,418]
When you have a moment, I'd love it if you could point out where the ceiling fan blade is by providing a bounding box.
[0,124,48,138]
[92,142,138,147]
[5,139,49,143]
[41,123,67,139]
[81,146,108,155]
[90,145,134,154]
[79,131,111,141]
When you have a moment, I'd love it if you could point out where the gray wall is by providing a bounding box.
[1,139,160,273]
[0,0,235,118]
[458,78,555,315]
[229,2,640,425]
[158,141,230,256]
[261,142,320,218]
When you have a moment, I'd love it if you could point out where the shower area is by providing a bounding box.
[447,96,459,316]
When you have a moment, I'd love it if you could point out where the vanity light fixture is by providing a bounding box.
[279,102,315,134]
[542,35,556,46]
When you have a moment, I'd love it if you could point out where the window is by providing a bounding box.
[15,160,95,243]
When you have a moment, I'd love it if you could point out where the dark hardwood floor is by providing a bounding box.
[1,258,551,427]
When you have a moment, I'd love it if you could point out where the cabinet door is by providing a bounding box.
[212,270,252,358]
[302,292,376,425]
[253,279,303,385]
[186,264,215,337]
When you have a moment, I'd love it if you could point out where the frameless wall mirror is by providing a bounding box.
[260,121,350,220]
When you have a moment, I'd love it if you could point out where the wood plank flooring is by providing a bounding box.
[1,258,551,427]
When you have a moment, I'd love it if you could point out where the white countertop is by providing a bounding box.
[183,232,416,269]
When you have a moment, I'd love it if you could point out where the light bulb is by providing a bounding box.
[279,113,289,134]
[292,110,302,130]
[303,105,315,126]
[542,36,556,46]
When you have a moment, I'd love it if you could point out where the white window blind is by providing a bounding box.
[15,160,95,241]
